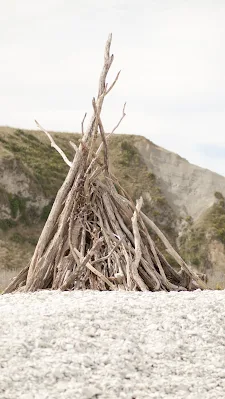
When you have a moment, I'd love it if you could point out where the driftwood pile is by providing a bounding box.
[3,34,207,294]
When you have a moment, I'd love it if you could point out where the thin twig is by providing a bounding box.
[69,141,78,152]
[35,120,72,167]
[106,70,121,95]
[92,96,109,172]
[131,199,148,291]
[98,33,113,98]
[81,113,87,135]
[93,101,127,160]
[111,102,126,134]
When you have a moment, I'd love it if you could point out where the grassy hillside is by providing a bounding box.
[0,127,79,196]
[0,127,177,282]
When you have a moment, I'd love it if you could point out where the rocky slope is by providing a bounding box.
[134,136,225,220]
[0,127,225,289]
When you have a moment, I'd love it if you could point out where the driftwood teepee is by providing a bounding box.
[3,34,207,294]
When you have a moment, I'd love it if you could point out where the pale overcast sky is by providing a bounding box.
[1,0,225,175]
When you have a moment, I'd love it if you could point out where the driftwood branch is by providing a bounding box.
[69,141,78,152]
[81,113,87,135]
[131,199,148,291]
[106,70,121,95]
[111,102,126,134]
[35,120,72,167]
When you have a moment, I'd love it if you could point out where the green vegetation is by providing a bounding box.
[214,191,224,201]
[0,129,80,242]
[180,194,225,272]
[119,140,141,167]
[0,129,77,273]
[185,215,193,225]
[192,194,225,245]
[10,232,27,244]
[40,201,54,221]
[111,138,168,207]
[205,199,225,243]
[180,226,206,268]
[0,136,7,144]
[10,232,37,246]
[1,128,79,197]
[0,219,17,231]
[8,194,27,219]
[0,192,35,230]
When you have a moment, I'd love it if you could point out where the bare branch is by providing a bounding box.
[92,97,101,139]
[136,197,143,213]
[98,33,114,98]
[98,117,109,171]
[35,120,72,167]
[111,102,126,134]
[106,70,121,95]
[92,236,125,264]
[131,203,149,291]
[105,33,112,61]
[69,141,78,152]
[81,113,87,135]
[94,102,127,159]
[82,34,115,143]
[3,265,29,294]
[91,97,109,172]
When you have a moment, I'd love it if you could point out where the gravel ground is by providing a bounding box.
[0,289,225,399]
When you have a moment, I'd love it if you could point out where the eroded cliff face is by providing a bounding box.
[0,156,48,219]
[1,127,225,289]
[133,136,225,220]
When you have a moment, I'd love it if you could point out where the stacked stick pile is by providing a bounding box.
[3,35,207,294]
